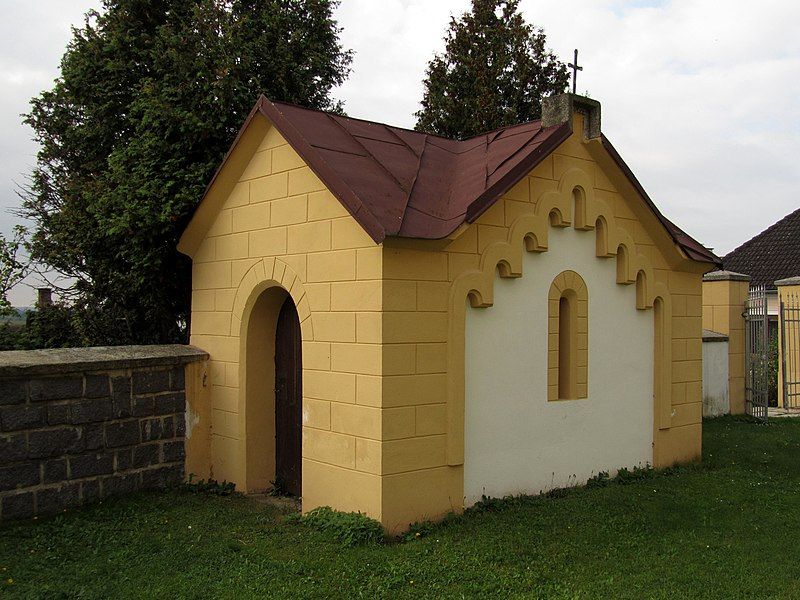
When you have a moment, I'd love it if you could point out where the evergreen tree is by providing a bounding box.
[23,0,352,345]
[0,226,29,316]
[415,0,569,139]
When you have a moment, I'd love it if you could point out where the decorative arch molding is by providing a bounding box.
[232,257,314,343]
[446,166,673,466]
[651,281,673,431]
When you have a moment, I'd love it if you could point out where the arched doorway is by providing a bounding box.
[244,286,303,496]
[274,296,302,496]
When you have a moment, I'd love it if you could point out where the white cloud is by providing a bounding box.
[2,0,799,304]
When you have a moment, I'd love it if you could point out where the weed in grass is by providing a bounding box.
[403,520,437,542]
[586,470,611,488]
[182,477,237,496]
[615,464,656,485]
[403,512,465,542]
[267,476,293,497]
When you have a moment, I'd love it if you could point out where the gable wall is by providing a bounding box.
[379,114,703,530]
[188,123,387,519]
[464,226,654,505]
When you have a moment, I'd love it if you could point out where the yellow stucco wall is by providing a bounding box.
[187,120,385,519]
[777,279,800,408]
[701,275,750,414]
[182,111,707,533]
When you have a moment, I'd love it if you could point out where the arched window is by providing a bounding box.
[595,216,609,256]
[558,291,576,398]
[548,271,588,401]
[572,186,587,229]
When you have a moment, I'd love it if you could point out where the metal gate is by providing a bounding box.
[779,291,800,409]
[745,286,769,420]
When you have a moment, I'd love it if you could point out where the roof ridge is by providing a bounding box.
[380,122,421,158]
[461,119,544,141]
[268,98,544,144]
[259,97,387,242]
[485,128,543,180]
[399,134,428,227]
[270,99,455,142]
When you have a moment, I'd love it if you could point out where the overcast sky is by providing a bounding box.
[2,0,799,304]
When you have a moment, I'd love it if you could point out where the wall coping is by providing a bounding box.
[775,276,800,287]
[702,270,750,282]
[0,345,208,378]
[702,329,729,342]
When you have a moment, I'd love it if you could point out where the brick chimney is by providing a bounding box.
[36,287,53,309]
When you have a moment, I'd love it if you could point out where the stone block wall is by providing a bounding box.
[0,345,207,521]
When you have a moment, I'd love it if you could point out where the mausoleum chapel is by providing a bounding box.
[177,92,717,532]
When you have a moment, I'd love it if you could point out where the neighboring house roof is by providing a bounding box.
[189,95,718,264]
[722,207,800,288]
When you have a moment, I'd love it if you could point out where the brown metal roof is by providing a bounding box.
[260,97,571,241]
[194,95,717,264]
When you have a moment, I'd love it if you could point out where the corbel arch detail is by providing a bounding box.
[446,166,672,466]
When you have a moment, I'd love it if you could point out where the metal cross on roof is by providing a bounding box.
[568,49,582,94]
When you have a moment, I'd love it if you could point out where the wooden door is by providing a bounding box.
[275,296,302,496]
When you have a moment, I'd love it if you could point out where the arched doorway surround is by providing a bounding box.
[242,285,303,495]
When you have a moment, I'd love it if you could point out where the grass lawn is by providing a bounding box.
[2,416,800,598]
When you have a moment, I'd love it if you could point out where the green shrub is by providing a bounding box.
[294,506,385,546]
[0,303,84,351]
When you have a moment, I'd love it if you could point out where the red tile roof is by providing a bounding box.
[722,207,800,288]
[197,95,718,264]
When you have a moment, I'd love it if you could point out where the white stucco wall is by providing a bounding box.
[464,226,654,506]
[702,338,730,417]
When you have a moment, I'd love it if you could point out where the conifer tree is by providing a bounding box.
[415,0,568,139]
[23,0,352,344]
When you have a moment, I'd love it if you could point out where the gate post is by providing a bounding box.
[702,271,750,414]
[776,277,800,409]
